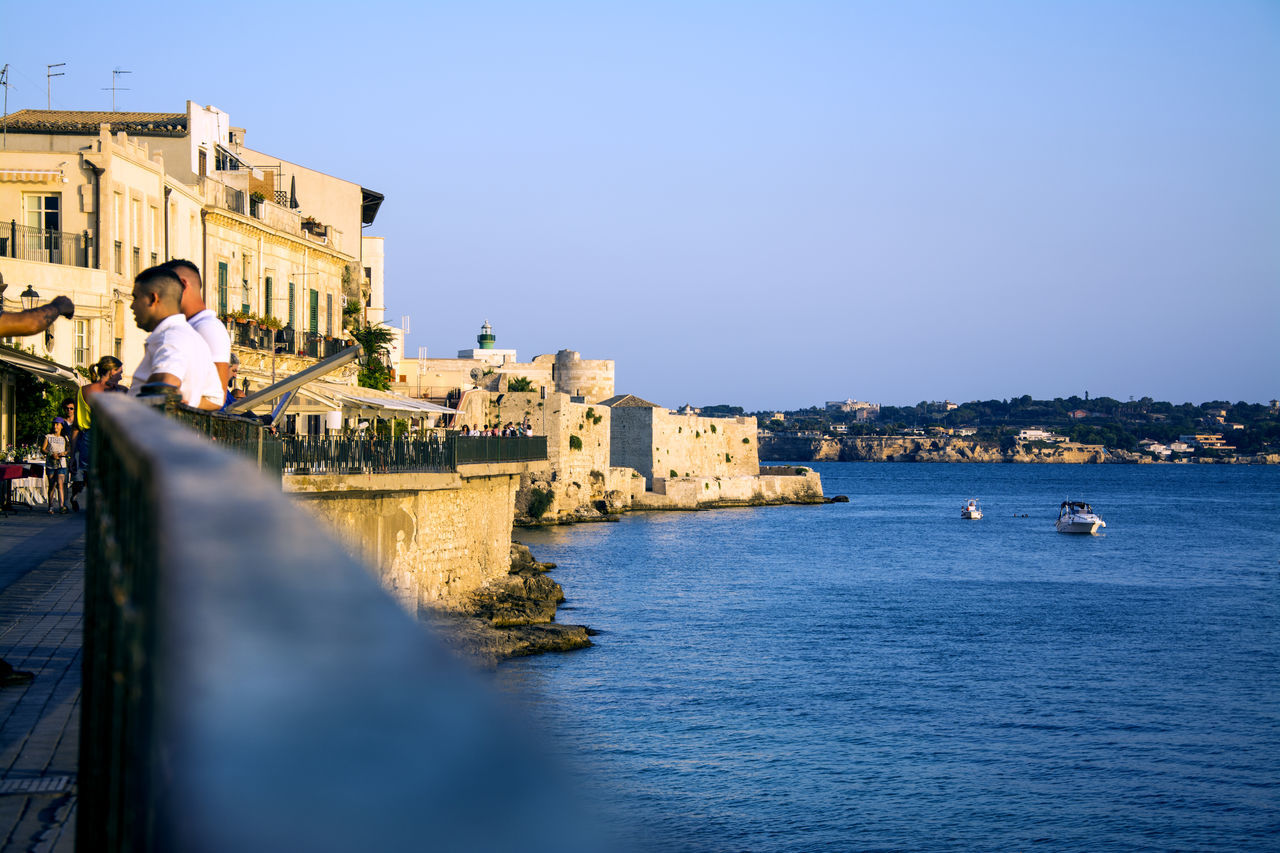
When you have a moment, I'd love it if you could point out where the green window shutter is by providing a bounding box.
[326,294,333,336]
[309,289,319,333]
[264,277,273,319]
[288,281,296,328]
[217,262,228,315]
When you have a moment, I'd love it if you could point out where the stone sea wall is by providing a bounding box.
[632,469,825,510]
[286,469,519,612]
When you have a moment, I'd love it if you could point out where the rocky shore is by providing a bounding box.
[429,542,592,667]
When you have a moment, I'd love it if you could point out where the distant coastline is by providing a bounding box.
[758,434,1280,465]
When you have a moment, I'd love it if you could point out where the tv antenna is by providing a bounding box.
[102,68,131,111]
[1,65,10,149]
[47,63,65,109]
[401,315,411,335]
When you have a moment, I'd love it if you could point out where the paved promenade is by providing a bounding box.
[0,510,84,852]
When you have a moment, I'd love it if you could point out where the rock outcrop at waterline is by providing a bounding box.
[430,542,592,666]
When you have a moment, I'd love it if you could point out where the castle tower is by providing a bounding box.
[477,321,496,350]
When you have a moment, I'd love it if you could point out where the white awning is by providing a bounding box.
[0,169,65,183]
[0,345,80,387]
[313,382,457,415]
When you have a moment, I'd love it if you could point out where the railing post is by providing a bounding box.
[8,220,15,258]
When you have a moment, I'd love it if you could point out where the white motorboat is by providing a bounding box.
[961,499,982,519]
[1056,500,1106,534]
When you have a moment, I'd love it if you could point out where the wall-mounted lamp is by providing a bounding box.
[20,285,40,312]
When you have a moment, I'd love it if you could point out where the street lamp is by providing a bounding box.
[20,285,40,311]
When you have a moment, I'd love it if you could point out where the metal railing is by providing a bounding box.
[282,434,454,474]
[297,331,350,359]
[280,434,547,475]
[81,392,607,852]
[454,434,548,465]
[160,399,283,475]
[224,185,245,215]
[1,221,93,267]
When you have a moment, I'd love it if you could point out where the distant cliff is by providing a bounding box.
[759,435,1110,463]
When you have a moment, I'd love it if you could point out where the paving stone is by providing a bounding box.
[0,512,84,853]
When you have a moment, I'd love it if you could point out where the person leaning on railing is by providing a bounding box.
[162,259,233,394]
[92,266,223,411]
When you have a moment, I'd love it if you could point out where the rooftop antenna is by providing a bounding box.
[102,68,131,111]
[1,65,10,149]
[401,315,411,336]
[46,63,65,109]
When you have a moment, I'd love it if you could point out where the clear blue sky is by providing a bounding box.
[4,1,1277,409]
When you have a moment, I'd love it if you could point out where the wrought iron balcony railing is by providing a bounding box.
[0,221,93,268]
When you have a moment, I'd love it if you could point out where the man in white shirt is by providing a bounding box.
[162,259,232,395]
[124,266,224,410]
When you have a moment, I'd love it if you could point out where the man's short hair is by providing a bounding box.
[135,265,185,306]
[161,258,201,283]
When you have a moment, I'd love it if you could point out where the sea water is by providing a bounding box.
[496,463,1280,852]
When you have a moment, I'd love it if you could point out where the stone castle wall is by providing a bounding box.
[485,391,640,520]
[612,407,759,487]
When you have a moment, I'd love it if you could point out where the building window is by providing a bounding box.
[23,193,61,263]
[242,280,250,314]
[113,242,123,275]
[326,293,333,336]
[264,276,273,319]
[114,338,122,360]
[288,281,295,328]
[217,262,229,316]
[24,193,60,231]
[309,289,319,334]
[132,247,140,277]
[198,149,207,178]
[74,320,89,366]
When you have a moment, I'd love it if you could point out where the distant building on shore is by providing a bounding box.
[825,399,880,421]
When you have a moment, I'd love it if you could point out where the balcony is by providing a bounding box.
[0,221,93,268]
[227,318,355,361]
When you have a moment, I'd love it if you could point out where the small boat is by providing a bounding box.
[961,499,982,519]
[1056,500,1106,534]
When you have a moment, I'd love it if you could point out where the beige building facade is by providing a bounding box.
[0,103,383,414]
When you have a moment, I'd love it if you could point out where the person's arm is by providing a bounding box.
[143,371,183,388]
[40,436,50,455]
[0,297,73,337]
[214,361,231,391]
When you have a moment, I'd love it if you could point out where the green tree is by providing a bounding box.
[15,372,64,447]
[351,322,395,390]
[507,376,534,392]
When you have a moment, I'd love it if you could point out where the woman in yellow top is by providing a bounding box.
[73,356,124,491]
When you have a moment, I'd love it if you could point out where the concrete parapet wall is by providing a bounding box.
[285,470,519,612]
